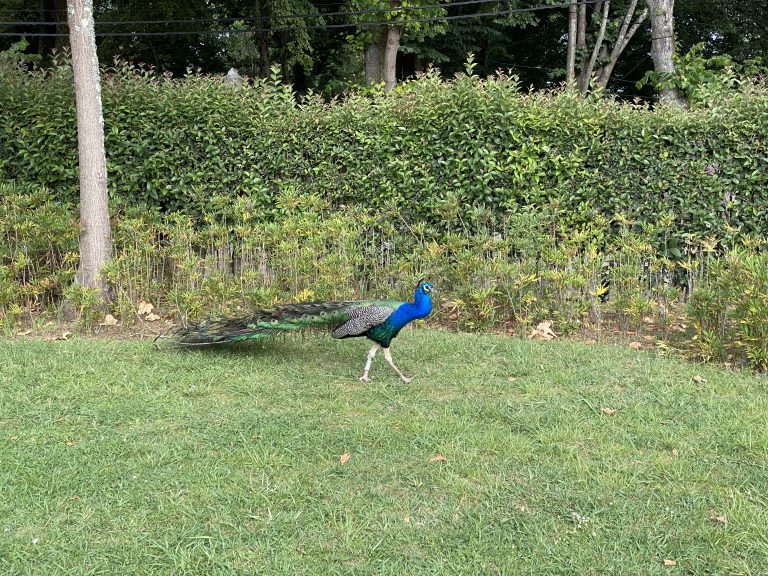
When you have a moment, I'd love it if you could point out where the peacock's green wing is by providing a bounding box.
[330,300,401,339]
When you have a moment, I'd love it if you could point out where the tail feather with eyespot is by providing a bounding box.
[167,300,381,346]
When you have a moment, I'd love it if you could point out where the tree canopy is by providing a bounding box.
[0,0,763,98]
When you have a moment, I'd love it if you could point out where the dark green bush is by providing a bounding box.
[1,59,767,247]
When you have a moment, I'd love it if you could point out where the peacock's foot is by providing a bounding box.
[359,374,372,383]
[400,375,413,384]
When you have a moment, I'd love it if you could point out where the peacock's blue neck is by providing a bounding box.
[388,288,433,331]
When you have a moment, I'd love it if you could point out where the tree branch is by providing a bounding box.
[596,2,649,88]
[581,0,610,95]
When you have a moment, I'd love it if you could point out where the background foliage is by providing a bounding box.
[1,0,765,97]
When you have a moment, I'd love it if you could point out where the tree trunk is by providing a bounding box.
[576,0,649,94]
[566,0,578,84]
[576,0,587,90]
[253,0,271,77]
[647,0,687,107]
[364,31,384,85]
[382,25,401,92]
[66,0,112,303]
[382,0,401,92]
[580,0,610,95]
[595,0,648,88]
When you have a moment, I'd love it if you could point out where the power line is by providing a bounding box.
[0,1,345,12]
[613,54,650,83]
[3,0,524,25]
[0,0,595,16]
[0,0,603,37]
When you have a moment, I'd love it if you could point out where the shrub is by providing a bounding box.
[687,245,768,370]
[1,59,766,248]
[0,182,78,321]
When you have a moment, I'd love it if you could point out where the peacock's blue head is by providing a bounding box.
[415,279,434,298]
[409,279,433,317]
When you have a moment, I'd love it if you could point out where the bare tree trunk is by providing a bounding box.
[66,0,112,303]
[580,0,610,95]
[364,29,385,85]
[382,26,401,92]
[565,0,578,84]
[382,0,402,92]
[647,0,686,107]
[576,0,587,91]
[593,44,608,83]
[595,0,648,88]
[576,0,648,94]
[253,0,271,77]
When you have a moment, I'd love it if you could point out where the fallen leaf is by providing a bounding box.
[16,329,32,336]
[250,435,259,442]
[430,454,448,462]
[10,435,18,440]
[529,320,556,341]
[339,452,351,464]
[507,376,518,382]
[403,516,411,523]
[710,514,727,524]
[663,559,677,567]
[55,331,73,341]
[692,375,707,385]
[99,314,119,326]
[70,495,80,500]
[296,546,306,554]
[671,449,679,457]
[138,301,154,316]
[145,313,161,322]
[628,341,642,350]
[65,441,76,447]
[600,407,616,416]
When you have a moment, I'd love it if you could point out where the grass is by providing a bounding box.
[1,330,767,575]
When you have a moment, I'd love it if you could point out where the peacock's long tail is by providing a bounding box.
[166,301,359,346]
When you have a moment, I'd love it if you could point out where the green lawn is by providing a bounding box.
[1,331,767,575]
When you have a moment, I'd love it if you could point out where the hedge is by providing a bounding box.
[1,59,767,250]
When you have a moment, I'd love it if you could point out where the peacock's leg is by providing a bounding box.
[383,347,413,383]
[359,343,380,382]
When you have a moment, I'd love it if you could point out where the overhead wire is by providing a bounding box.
[0,0,603,37]
[4,0,566,25]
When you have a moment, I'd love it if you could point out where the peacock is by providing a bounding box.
[165,280,434,383]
